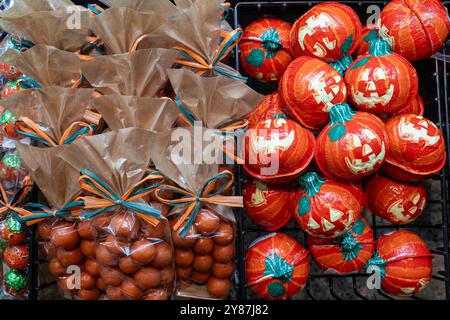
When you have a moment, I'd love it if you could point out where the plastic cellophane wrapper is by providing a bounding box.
[0,178,33,300]
[150,127,242,299]
[23,128,176,300]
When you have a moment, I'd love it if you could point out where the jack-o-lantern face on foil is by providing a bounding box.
[345,32,419,115]
[290,2,362,62]
[307,218,375,274]
[293,172,364,238]
[366,230,432,296]
[315,103,388,181]
[247,93,286,128]
[244,114,315,184]
[246,233,310,300]
[243,179,292,231]
[384,114,446,181]
[366,174,427,224]
[380,0,450,61]
[279,56,347,130]
[239,18,293,83]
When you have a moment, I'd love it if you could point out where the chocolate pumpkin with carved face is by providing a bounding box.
[279,56,347,130]
[345,31,418,115]
[379,0,450,61]
[383,114,446,181]
[246,233,310,300]
[366,230,432,296]
[290,2,362,63]
[315,103,388,181]
[307,218,375,274]
[243,114,315,183]
[293,172,364,238]
[366,174,427,224]
[239,18,293,83]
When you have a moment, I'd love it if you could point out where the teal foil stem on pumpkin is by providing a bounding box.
[246,48,265,67]
[2,151,22,168]
[299,172,325,197]
[328,103,355,142]
[366,30,392,57]
[260,29,283,59]
[338,232,363,261]
[0,110,16,125]
[365,251,387,280]
[263,253,294,284]
[330,54,353,75]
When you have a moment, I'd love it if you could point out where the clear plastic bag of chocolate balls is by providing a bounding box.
[151,127,243,299]
[169,205,236,299]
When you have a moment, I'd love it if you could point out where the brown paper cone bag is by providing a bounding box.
[0,4,90,52]
[143,0,241,79]
[169,68,263,129]
[89,7,166,54]
[92,94,178,131]
[80,48,179,97]
[59,128,154,195]
[151,127,239,299]
[16,143,80,210]
[0,87,97,146]
[0,45,82,88]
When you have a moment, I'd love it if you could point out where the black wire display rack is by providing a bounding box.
[232,0,450,300]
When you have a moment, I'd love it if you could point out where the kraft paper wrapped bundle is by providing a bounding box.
[80,48,179,97]
[169,68,263,162]
[169,69,263,129]
[0,87,99,147]
[92,95,178,132]
[57,128,175,300]
[0,45,82,88]
[151,127,242,299]
[0,1,90,52]
[144,0,243,80]
[89,7,166,54]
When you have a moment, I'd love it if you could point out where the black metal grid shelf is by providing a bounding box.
[232,0,450,300]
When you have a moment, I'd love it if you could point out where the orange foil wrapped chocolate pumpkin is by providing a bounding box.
[243,114,315,184]
[290,2,362,63]
[315,103,388,181]
[366,174,427,224]
[383,114,446,181]
[379,0,450,61]
[390,95,424,118]
[279,56,347,130]
[239,18,293,83]
[366,230,432,296]
[243,178,292,231]
[353,25,378,58]
[246,233,310,300]
[345,31,419,115]
[293,172,364,238]
[307,218,375,274]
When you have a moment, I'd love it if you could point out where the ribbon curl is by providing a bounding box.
[77,169,164,226]
[173,28,245,80]
[0,176,34,222]
[17,200,84,226]
[14,117,97,147]
[154,170,243,237]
